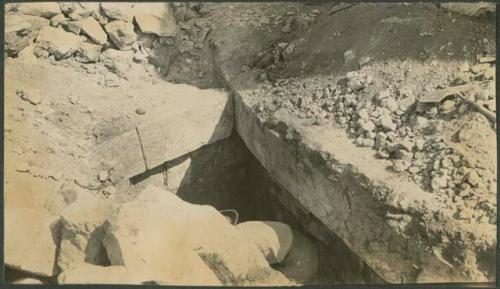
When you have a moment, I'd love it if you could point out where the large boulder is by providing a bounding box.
[56,193,116,272]
[75,42,102,63]
[134,14,176,37]
[102,186,292,286]
[59,2,92,20]
[100,186,221,285]
[79,2,109,25]
[105,21,137,50]
[35,26,82,59]
[15,3,61,19]
[79,17,108,45]
[5,13,50,56]
[5,206,60,277]
[100,3,135,22]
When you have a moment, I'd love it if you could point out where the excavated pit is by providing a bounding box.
[127,133,383,284]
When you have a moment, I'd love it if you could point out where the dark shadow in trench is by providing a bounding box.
[170,129,385,284]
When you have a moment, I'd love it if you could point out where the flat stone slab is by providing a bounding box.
[138,88,233,170]
[97,86,233,180]
[5,206,60,276]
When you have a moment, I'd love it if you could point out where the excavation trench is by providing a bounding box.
[129,132,381,284]
[103,50,384,283]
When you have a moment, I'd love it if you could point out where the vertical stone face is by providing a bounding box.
[232,91,493,283]
[5,207,60,277]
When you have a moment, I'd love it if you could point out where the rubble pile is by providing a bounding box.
[251,58,496,226]
[5,2,211,85]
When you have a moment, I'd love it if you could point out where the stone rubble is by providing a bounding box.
[104,21,137,50]
[35,26,82,60]
[250,58,497,226]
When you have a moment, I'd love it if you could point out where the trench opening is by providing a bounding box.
[125,131,384,284]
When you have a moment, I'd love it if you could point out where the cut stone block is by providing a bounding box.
[137,88,233,170]
[5,206,60,276]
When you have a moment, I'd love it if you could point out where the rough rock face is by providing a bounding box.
[135,14,176,37]
[5,14,50,56]
[101,188,221,285]
[79,17,108,45]
[102,186,292,286]
[105,21,137,50]
[99,49,135,79]
[100,3,135,22]
[5,206,60,277]
[75,42,102,63]
[56,193,116,272]
[35,26,82,59]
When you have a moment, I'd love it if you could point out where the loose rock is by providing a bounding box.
[5,14,50,56]
[50,14,67,27]
[392,160,411,172]
[100,3,135,22]
[100,49,134,79]
[377,112,396,131]
[79,17,108,45]
[105,21,137,50]
[75,42,102,63]
[35,26,82,60]
[16,3,61,19]
[135,14,176,37]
